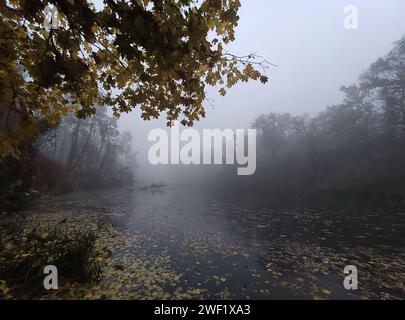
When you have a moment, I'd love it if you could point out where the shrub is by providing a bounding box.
[0,214,101,299]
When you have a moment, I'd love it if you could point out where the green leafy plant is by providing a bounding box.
[0,215,101,299]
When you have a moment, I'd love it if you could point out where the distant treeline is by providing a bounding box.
[35,106,136,190]
[219,36,405,196]
[0,107,135,211]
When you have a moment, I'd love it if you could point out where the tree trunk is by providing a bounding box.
[65,120,81,171]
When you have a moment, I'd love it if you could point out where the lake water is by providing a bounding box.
[45,184,405,299]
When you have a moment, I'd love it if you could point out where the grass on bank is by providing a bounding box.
[0,214,102,299]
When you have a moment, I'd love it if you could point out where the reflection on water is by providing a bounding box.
[51,184,405,299]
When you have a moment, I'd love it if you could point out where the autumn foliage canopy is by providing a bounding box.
[0,0,269,158]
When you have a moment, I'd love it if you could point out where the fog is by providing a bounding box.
[116,0,405,183]
[3,0,405,301]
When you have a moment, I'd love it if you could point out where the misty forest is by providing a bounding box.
[1,1,404,300]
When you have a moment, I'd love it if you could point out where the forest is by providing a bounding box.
[232,37,405,196]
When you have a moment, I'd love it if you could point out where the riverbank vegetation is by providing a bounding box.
[0,107,136,213]
[211,36,405,199]
[0,214,101,299]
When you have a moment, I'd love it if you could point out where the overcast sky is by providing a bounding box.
[113,0,405,174]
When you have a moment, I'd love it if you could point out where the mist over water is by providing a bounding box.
[2,0,405,301]
[117,0,405,186]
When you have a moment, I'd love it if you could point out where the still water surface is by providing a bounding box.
[54,184,405,299]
